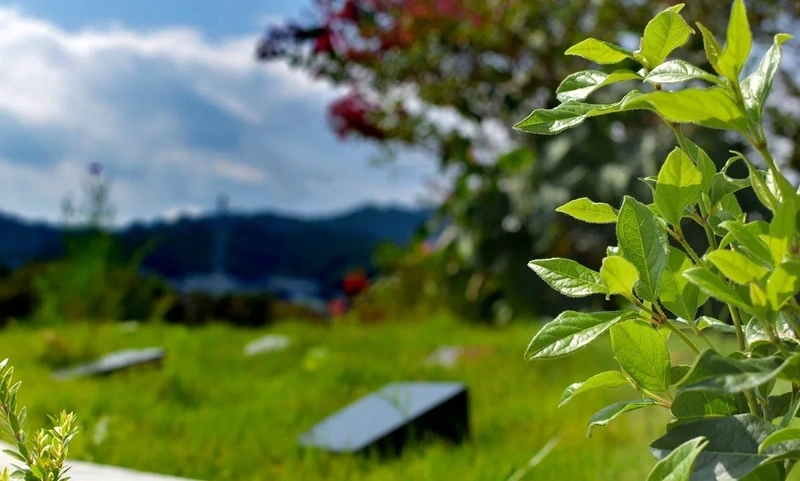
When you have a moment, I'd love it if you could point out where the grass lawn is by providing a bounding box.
[0,317,677,480]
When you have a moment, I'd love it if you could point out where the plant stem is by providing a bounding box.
[663,320,701,355]
[729,306,747,353]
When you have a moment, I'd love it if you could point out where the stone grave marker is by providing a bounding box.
[53,347,165,381]
[298,381,468,455]
[243,334,291,357]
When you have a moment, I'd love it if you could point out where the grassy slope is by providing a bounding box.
[0,318,671,480]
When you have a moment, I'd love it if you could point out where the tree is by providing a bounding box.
[258,0,800,320]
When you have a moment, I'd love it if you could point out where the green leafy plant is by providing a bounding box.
[517,1,800,479]
[0,358,78,481]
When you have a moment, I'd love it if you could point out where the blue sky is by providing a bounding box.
[0,0,437,225]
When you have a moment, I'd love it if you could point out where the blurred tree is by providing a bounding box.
[258,0,799,320]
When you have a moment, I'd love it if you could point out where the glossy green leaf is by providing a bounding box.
[611,320,671,393]
[671,365,692,385]
[660,248,702,321]
[638,5,694,68]
[587,398,657,437]
[682,139,716,195]
[559,371,630,408]
[696,23,723,75]
[600,256,639,299]
[645,59,721,85]
[671,391,747,421]
[622,87,747,132]
[717,0,752,81]
[720,221,773,266]
[760,428,800,454]
[767,200,796,265]
[709,172,751,206]
[647,436,708,481]
[650,415,791,480]
[526,310,632,360]
[706,250,768,285]
[555,197,618,224]
[766,262,800,310]
[514,91,641,135]
[565,38,636,65]
[695,316,735,334]
[528,258,606,298]
[741,33,793,126]
[556,70,642,102]
[678,349,799,394]
[655,147,702,225]
[617,196,669,302]
[683,266,752,313]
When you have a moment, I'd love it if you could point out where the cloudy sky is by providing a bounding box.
[0,0,437,225]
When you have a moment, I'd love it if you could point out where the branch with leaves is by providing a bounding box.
[0,359,78,481]
[519,1,800,479]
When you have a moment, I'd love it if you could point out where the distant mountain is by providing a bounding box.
[0,205,434,289]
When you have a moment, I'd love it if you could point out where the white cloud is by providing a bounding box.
[0,7,436,225]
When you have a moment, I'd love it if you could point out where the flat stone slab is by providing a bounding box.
[53,347,165,380]
[243,334,291,357]
[298,381,469,455]
[0,443,199,481]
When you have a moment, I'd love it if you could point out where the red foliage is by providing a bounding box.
[342,269,370,297]
[327,297,349,317]
[329,91,385,140]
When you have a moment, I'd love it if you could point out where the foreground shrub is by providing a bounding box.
[518,1,800,479]
[0,358,78,481]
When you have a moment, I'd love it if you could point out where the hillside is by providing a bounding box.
[0,205,433,288]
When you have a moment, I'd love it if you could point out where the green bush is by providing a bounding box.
[518,1,800,479]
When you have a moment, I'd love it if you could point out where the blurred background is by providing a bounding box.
[0,0,798,480]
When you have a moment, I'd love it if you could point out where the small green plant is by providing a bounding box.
[516,1,800,479]
[0,358,77,481]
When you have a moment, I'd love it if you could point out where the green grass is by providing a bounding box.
[1,317,672,480]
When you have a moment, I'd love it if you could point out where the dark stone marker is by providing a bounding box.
[53,347,165,381]
[298,382,468,455]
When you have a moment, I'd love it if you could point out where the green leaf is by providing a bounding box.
[556,69,642,102]
[706,250,769,285]
[565,38,636,65]
[671,391,748,420]
[600,256,639,299]
[671,365,692,385]
[617,196,669,302]
[645,59,721,85]
[682,139,716,195]
[622,87,747,132]
[525,310,633,360]
[696,23,723,75]
[610,320,671,393]
[741,34,793,126]
[678,349,799,394]
[650,415,791,480]
[760,428,800,454]
[683,267,753,313]
[638,5,694,68]
[695,316,735,333]
[555,197,618,224]
[559,371,630,408]
[647,436,709,481]
[717,0,752,81]
[766,262,800,310]
[768,201,796,265]
[720,220,773,267]
[710,172,751,206]
[528,258,606,298]
[514,91,642,135]
[587,399,656,437]
[660,248,702,321]
[655,147,702,225]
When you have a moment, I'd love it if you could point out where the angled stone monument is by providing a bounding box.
[53,347,165,381]
[298,382,468,455]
